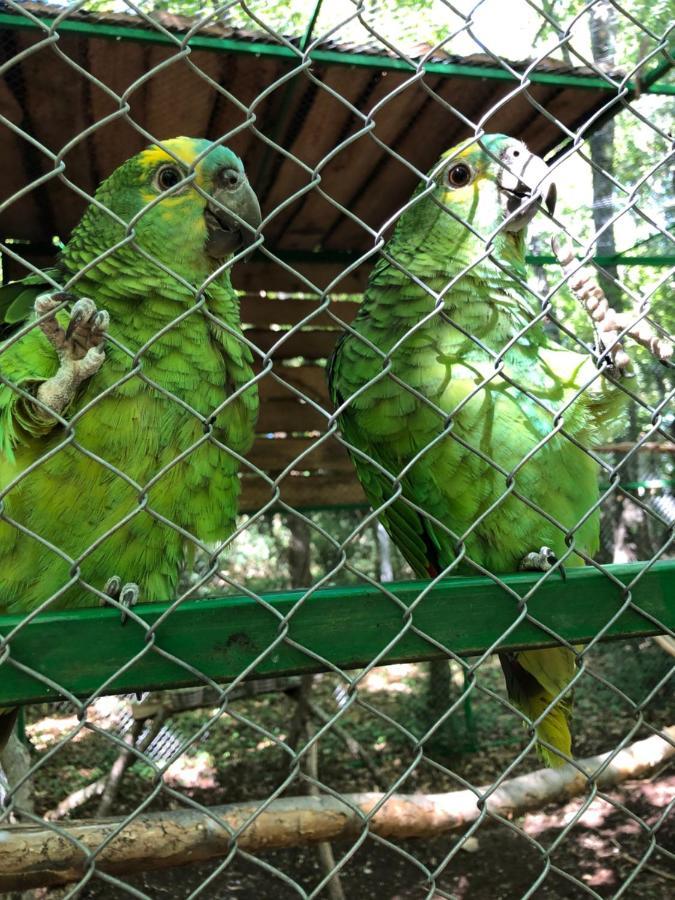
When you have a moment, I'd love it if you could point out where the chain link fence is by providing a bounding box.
[0,0,673,897]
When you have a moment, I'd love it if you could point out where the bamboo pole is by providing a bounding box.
[1,727,673,891]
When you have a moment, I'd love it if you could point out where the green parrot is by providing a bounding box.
[0,137,261,748]
[328,133,629,766]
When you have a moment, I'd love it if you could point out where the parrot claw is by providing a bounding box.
[102,577,140,626]
[102,576,121,599]
[66,297,92,339]
[35,292,108,358]
[33,291,109,416]
[519,546,566,579]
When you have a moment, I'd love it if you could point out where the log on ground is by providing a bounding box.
[1,726,673,891]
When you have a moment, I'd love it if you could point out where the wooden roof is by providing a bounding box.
[0,3,631,510]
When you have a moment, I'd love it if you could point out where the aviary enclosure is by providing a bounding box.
[0,1,673,897]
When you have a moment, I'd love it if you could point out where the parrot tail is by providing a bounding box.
[499,651,573,767]
[0,707,18,753]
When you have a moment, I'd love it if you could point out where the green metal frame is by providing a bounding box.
[0,10,673,95]
[0,561,672,707]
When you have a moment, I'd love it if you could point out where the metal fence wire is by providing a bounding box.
[0,0,673,897]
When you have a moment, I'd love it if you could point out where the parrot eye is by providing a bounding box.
[154,165,185,194]
[446,163,473,189]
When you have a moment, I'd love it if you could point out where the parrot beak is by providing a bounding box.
[204,168,262,260]
[497,142,556,232]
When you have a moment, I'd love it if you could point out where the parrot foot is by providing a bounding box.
[101,576,140,626]
[519,546,566,580]
[34,292,109,416]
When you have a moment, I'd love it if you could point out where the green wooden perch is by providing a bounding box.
[0,561,672,707]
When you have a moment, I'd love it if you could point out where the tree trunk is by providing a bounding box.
[287,514,311,586]
[3,726,672,891]
[589,0,621,310]
[426,657,459,755]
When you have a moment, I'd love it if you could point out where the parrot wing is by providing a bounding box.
[329,336,448,578]
[351,448,444,578]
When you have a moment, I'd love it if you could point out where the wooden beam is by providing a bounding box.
[0,562,672,707]
[239,471,366,512]
[245,328,340,360]
[256,364,332,431]
[248,436,353,473]
[233,260,368,295]
[241,296,359,328]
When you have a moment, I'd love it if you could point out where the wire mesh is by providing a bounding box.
[0,0,673,897]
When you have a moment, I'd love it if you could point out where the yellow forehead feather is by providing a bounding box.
[441,143,482,165]
[138,138,203,172]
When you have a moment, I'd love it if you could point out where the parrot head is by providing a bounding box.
[66,136,262,287]
[438,133,557,234]
[394,133,556,277]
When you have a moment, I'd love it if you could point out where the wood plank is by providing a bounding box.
[240,364,329,431]
[84,37,264,181]
[245,327,340,360]
[255,364,332,430]
[0,561,672,706]
[239,471,366,512]
[596,442,675,454]
[1,251,57,284]
[0,68,45,243]
[249,436,352,473]
[326,78,498,249]
[519,86,605,154]
[4,31,94,242]
[127,45,224,153]
[86,35,151,189]
[274,69,418,251]
[241,296,359,328]
[198,55,290,173]
[0,15,620,273]
[257,399,327,432]
[478,84,560,154]
[233,258,368,295]
[260,66,376,245]
[258,364,329,403]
